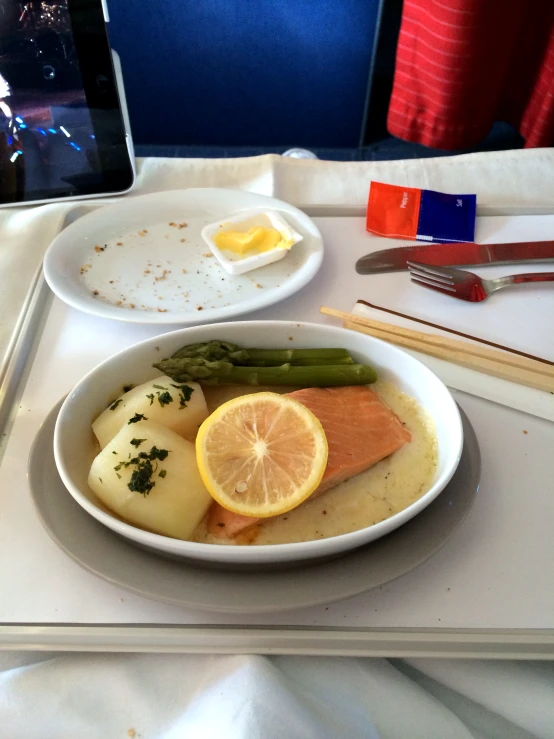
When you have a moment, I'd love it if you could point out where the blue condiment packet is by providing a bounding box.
[416,190,476,243]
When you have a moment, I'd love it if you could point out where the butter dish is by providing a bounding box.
[201,209,303,275]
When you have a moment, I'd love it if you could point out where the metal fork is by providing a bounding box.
[407,262,554,302]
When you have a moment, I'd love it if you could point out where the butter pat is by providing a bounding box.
[214,226,286,256]
[201,210,303,275]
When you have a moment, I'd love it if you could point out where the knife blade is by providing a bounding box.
[356,240,554,274]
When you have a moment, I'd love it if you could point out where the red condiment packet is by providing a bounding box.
[366,182,422,239]
[366,181,477,242]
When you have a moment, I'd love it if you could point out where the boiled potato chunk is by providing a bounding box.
[93,376,208,448]
[88,420,212,540]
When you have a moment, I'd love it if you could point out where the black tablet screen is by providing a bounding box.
[0,0,133,204]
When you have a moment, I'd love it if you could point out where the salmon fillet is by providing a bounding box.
[206,386,411,538]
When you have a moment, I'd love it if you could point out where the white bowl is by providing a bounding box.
[54,321,463,566]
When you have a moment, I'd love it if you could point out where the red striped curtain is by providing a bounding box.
[387,1,554,149]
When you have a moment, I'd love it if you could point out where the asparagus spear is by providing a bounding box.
[233,348,355,366]
[171,341,238,362]
[170,340,355,366]
[154,357,377,386]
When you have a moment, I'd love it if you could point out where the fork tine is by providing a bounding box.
[407,262,454,286]
[407,261,460,279]
[410,276,458,296]
[408,268,453,286]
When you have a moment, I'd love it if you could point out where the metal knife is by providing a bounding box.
[356,240,554,274]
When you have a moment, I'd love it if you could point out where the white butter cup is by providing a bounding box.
[201,209,303,275]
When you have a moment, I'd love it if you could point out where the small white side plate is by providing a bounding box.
[43,189,323,325]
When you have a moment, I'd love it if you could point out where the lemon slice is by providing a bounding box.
[195,392,328,518]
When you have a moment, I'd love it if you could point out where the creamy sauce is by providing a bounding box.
[193,381,438,546]
[213,226,292,257]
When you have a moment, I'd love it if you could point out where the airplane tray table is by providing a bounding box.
[0,211,553,658]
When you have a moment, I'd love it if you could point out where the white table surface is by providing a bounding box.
[1,215,553,652]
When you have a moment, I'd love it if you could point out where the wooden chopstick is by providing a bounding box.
[342,320,554,391]
[356,299,554,367]
[320,306,554,393]
[321,307,554,378]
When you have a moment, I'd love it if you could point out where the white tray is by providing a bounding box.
[1,212,553,658]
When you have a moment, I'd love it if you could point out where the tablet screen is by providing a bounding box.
[0,0,134,204]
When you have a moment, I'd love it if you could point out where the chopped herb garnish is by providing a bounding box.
[171,383,194,409]
[122,385,134,393]
[113,446,171,495]
[156,390,173,407]
[98,477,103,483]
[108,398,122,411]
[148,387,175,407]
[128,413,147,424]
[128,459,155,495]
[149,446,169,461]
[112,451,117,455]
[130,438,147,448]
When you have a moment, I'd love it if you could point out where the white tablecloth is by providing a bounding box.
[132,149,554,212]
[1,652,553,738]
[2,150,554,738]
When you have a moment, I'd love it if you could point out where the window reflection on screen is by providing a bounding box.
[0,0,100,202]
